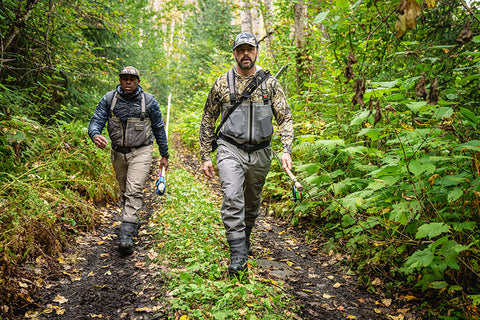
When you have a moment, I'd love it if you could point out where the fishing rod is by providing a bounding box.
[156,93,171,196]
[272,151,303,203]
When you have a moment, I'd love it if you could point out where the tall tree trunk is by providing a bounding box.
[294,0,308,90]
[241,0,252,32]
[250,0,262,39]
[263,0,274,55]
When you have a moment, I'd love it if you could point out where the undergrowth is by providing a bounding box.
[148,151,298,319]
[0,117,116,317]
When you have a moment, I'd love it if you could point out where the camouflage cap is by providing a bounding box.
[119,66,140,79]
[232,32,258,50]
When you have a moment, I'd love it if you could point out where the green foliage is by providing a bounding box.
[149,159,297,319]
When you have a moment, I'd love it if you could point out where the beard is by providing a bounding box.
[236,56,256,70]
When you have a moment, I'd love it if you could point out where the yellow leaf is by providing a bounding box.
[404,295,419,301]
[55,307,66,315]
[381,298,392,307]
[179,315,190,320]
[323,293,335,299]
[52,295,68,305]
[88,271,95,277]
[90,314,103,318]
[346,315,356,319]
[333,282,342,288]
[97,241,105,245]
[104,270,112,276]
[371,278,382,286]
[100,253,110,258]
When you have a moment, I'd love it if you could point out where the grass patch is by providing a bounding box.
[148,149,299,319]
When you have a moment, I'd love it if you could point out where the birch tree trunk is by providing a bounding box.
[240,0,253,32]
[294,0,308,89]
[263,0,274,54]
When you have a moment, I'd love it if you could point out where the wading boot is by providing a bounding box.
[245,226,253,256]
[118,221,137,256]
[227,238,248,274]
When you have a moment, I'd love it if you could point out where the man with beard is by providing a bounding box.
[199,32,294,273]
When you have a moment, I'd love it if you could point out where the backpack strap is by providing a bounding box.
[109,91,118,118]
[227,68,236,104]
[140,92,146,121]
[260,81,269,105]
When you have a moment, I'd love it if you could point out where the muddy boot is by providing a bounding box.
[245,226,253,256]
[118,221,137,256]
[227,238,248,274]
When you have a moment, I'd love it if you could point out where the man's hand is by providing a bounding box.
[93,135,108,149]
[281,152,292,171]
[202,160,215,179]
[160,157,169,172]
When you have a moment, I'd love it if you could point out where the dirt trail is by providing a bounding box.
[26,133,421,320]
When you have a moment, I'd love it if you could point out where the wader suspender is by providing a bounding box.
[110,92,146,120]
[214,68,270,138]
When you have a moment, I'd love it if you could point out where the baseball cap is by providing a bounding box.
[119,66,140,79]
[232,32,258,50]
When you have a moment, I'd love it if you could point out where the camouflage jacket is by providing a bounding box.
[199,66,294,163]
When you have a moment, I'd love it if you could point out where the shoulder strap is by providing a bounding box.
[214,69,271,136]
[109,91,118,118]
[227,68,236,104]
[140,92,146,121]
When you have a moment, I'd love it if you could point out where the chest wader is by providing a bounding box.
[218,68,274,273]
[108,92,152,256]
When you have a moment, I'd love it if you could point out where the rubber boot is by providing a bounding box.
[245,226,253,256]
[118,221,137,256]
[227,238,248,274]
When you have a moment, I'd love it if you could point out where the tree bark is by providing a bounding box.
[294,0,308,89]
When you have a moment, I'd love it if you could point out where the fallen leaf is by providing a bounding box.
[88,271,95,277]
[90,314,103,318]
[104,270,112,276]
[19,281,29,288]
[100,253,110,258]
[333,282,342,288]
[337,305,345,311]
[327,275,335,280]
[346,316,356,319]
[52,295,68,305]
[147,249,158,260]
[382,298,392,307]
[403,295,419,301]
[179,315,190,320]
[371,278,382,286]
[322,293,335,299]
[97,241,105,245]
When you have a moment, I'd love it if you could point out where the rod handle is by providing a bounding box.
[284,167,303,191]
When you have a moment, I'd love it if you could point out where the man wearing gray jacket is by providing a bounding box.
[89,66,169,256]
[199,33,294,273]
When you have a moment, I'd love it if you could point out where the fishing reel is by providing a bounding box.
[291,185,303,203]
[156,175,166,196]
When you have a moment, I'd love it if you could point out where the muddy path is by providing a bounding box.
[25,133,421,320]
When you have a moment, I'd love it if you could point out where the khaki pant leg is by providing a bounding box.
[112,145,152,223]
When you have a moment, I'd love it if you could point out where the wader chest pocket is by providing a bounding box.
[135,124,144,131]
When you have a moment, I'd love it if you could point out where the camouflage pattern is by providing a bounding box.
[199,66,294,162]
